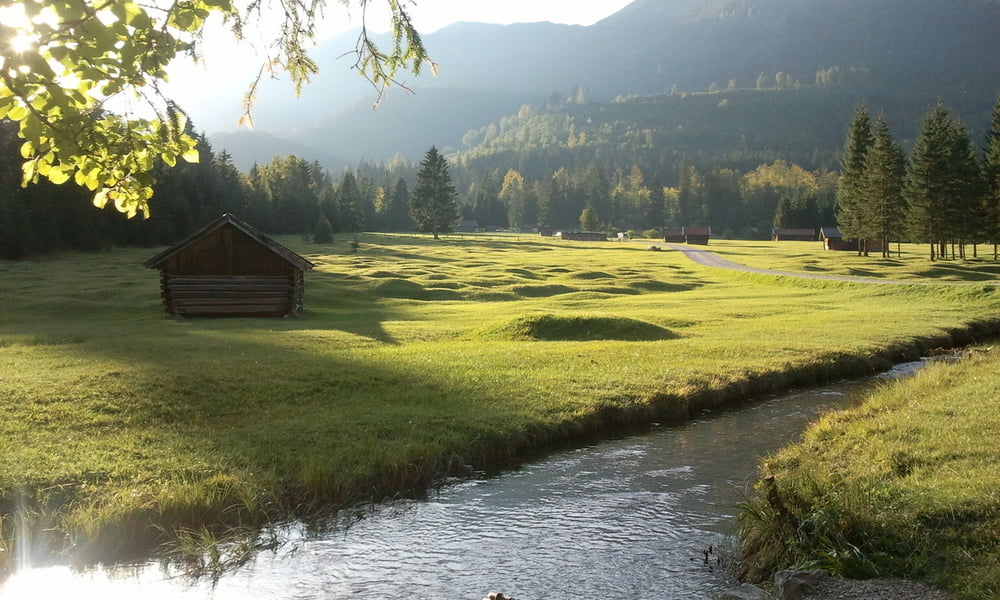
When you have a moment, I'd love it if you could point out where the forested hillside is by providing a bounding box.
[206,0,1000,167]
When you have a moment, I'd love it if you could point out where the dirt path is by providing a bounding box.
[659,243,993,285]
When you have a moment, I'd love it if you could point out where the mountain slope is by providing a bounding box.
[202,0,1000,168]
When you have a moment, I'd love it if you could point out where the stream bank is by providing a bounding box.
[1,360,932,598]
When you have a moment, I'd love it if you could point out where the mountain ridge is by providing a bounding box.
[197,0,1000,171]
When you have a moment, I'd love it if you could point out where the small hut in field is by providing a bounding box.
[820,226,850,250]
[772,228,817,242]
[558,231,608,242]
[683,226,711,245]
[144,213,314,318]
[662,226,710,245]
[456,220,479,233]
[662,227,685,243]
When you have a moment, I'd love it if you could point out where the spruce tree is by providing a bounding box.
[983,95,1000,260]
[860,115,906,257]
[646,177,667,229]
[946,119,985,259]
[906,104,953,260]
[313,215,334,244]
[337,171,366,233]
[905,103,982,260]
[387,177,413,232]
[836,104,873,255]
[409,147,460,239]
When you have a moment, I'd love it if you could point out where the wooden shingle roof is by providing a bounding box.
[143,213,314,271]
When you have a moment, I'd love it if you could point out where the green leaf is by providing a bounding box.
[6,104,27,121]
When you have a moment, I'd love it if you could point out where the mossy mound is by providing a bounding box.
[371,279,428,299]
[626,280,695,293]
[511,284,578,297]
[476,313,678,341]
[569,270,615,280]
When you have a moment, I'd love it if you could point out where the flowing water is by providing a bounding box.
[1,363,921,600]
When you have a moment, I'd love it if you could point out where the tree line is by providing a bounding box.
[836,96,1000,260]
[0,119,463,258]
[3,94,999,259]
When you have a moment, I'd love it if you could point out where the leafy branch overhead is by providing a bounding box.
[0,0,430,217]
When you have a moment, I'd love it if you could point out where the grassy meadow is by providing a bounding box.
[1,233,999,575]
[704,239,1000,282]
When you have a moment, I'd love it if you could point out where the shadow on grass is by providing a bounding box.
[1,312,563,570]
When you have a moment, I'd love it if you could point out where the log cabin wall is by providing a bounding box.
[146,215,313,318]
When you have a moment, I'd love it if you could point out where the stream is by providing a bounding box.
[1,362,922,600]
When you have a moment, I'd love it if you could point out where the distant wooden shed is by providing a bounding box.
[663,226,710,245]
[662,227,685,243]
[773,228,817,242]
[683,226,711,245]
[820,226,850,250]
[457,220,479,233]
[558,231,608,242]
[143,213,315,318]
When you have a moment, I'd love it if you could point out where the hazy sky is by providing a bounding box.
[376,0,636,33]
[166,0,635,109]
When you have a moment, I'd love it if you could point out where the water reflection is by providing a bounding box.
[2,365,919,599]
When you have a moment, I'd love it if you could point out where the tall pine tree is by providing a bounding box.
[409,147,460,239]
[337,171,366,233]
[905,103,982,260]
[860,115,906,257]
[836,104,873,255]
[983,95,1000,260]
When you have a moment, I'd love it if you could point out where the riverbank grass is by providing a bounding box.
[739,347,1000,600]
[1,234,999,574]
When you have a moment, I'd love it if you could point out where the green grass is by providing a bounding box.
[707,239,1000,282]
[1,233,999,576]
[738,347,1000,600]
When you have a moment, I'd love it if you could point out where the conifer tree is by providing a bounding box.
[580,206,601,231]
[860,115,907,257]
[946,118,985,259]
[387,178,413,232]
[984,95,1000,260]
[836,104,873,255]
[337,172,366,233]
[313,215,334,244]
[646,177,667,228]
[906,104,954,260]
[905,104,982,260]
[409,147,460,239]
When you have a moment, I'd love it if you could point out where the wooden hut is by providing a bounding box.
[820,226,850,250]
[144,213,315,318]
[663,226,710,244]
[772,228,817,241]
[662,227,685,243]
[557,231,608,242]
[456,220,479,233]
[684,226,711,245]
